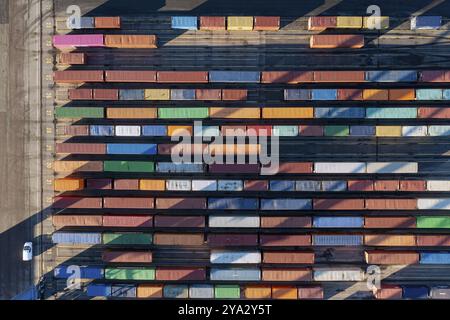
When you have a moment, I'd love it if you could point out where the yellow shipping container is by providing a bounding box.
[168,125,193,136]
[262,107,314,119]
[209,107,260,119]
[244,286,272,299]
[364,235,416,246]
[376,126,402,137]
[363,16,390,29]
[144,89,170,100]
[208,144,261,156]
[139,179,166,191]
[106,108,157,119]
[336,16,363,28]
[227,16,254,31]
[137,284,163,298]
[54,178,84,191]
[363,89,389,100]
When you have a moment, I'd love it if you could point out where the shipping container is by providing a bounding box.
[263,269,312,282]
[315,108,365,118]
[313,268,364,281]
[208,197,258,210]
[366,70,417,82]
[416,89,443,100]
[262,107,313,119]
[210,268,260,281]
[167,126,193,136]
[299,125,324,136]
[103,215,153,228]
[227,16,253,31]
[273,125,299,136]
[403,286,429,299]
[154,216,205,228]
[418,198,450,210]
[215,285,240,299]
[159,108,208,119]
[420,70,450,82]
[400,180,426,191]
[210,107,260,119]
[155,197,206,209]
[336,16,363,28]
[321,180,347,191]
[103,233,152,245]
[53,160,103,172]
[411,16,441,30]
[222,89,247,101]
[209,71,260,83]
[417,235,450,246]
[208,234,258,246]
[54,178,84,192]
[189,285,214,298]
[310,35,364,49]
[137,285,163,298]
[365,199,417,210]
[261,199,311,210]
[262,71,314,83]
[272,286,298,299]
[314,71,365,82]
[266,162,313,174]
[428,126,450,136]
[364,217,416,228]
[209,216,260,228]
[211,251,261,264]
[52,232,101,245]
[55,107,104,119]
[402,126,427,137]
[58,52,86,65]
[260,235,311,246]
[427,180,450,191]
[93,89,119,100]
[417,216,450,228]
[105,268,155,280]
[308,16,337,30]
[374,180,400,191]
[104,161,154,173]
[53,197,102,209]
[90,125,114,136]
[144,89,170,100]
[192,180,217,191]
[104,35,157,48]
[284,89,310,100]
[298,286,324,300]
[166,179,191,191]
[106,71,156,83]
[171,16,198,30]
[366,162,418,173]
[107,144,156,155]
[53,34,104,48]
[68,89,93,100]
[418,107,450,119]
[199,16,226,30]
[375,285,403,299]
[156,162,203,173]
[53,215,102,227]
[337,89,363,100]
[111,285,137,298]
[363,16,389,29]
[62,125,90,136]
[119,89,145,100]
[315,162,366,173]
[114,179,140,190]
[157,71,208,83]
[115,126,142,136]
[94,17,121,29]
[254,16,280,31]
[156,267,206,280]
[261,217,312,228]
[431,287,450,299]
[313,235,362,246]
[311,89,338,100]
[244,286,272,299]
[313,199,365,210]
[87,284,111,297]
[103,197,154,209]
[269,180,295,191]
[54,266,103,279]
[348,180,374,191]
[244,180,268,191]
[86,179,112,190]
[364,235,416,246]
[263,252,314,264]
[142,125,167,136]
[389,89,415,100]
[164,285,189,299]
[420,253,450,264]
[313,217,363,228]
[55,143,105,155]
[365,251,419,264]
[107,108,156,119]
[171,89,196,100]
[217,180,243,191]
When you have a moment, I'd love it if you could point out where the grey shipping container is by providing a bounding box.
[111,285,137,298]
[350,125,375,136]
[270,180,296,191]
[261,199,312,210]
[209,71,260,83]
[52,232,101,244]
[296,181,321,191]
[164,285,189,298]
[313,235,363,245]
[209,216,260,228]
[171,89,196,100]
[284,89,311,100]
[366,70,418,82]
[210,268,261,281]
[321,180,347,191]
[156,162,204,173]
[119,89,145,100]
[431,287,450,299]
[189,285,214,298]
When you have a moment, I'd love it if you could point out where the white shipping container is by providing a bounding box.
[314,162,366,173]
[367,162,418,173]
[209,216,260,228]
[210,251,261,264]
[192,180,217,191]
[166,180,192,191]
[194,125,220,137]
[402,126,427,137]
[313,268,365,281]
[115,126,141,137]
[210,268,261,281]
[418,198,450,210]
[427,181,450,191]
[218,180,243,191]
[189,285,214,298]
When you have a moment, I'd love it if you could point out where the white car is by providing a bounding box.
[23,242,33,261]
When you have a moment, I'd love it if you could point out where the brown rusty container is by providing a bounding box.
[94,17,121,29]
[272,286,298,299]
[153,233,204,246]
[209,164,260,174]
[375,285,403,299]
[52,215,103,227]
[114,179,140,190]
[93,89,119,100]
[364,217,416,229]
[58,52,86,65]
[260,235,311,246]
[254,16,280,31]
[337,89,363,100]
[68,89,93,100]
[62,125,89,136]
[308,16,337,30]
[400,180,426,191]
[102,251,153,263]
[154,216,205,228]
[261,217,312,228]
[263,252,314,264]
[105,35,157,48]
[313,199,365,210]
[199,16,226,30]
[348,180,374,191]
[314,71,365,82]
[195,89,222,100]
[417,235,450,246]
[208,234,258,246]
[263,269,312,281]
[53,197,102,209]
[86,179,113,190]
[137,284,163,298]
[54,71,104,83]
[156,267,206,280]
[365,199,417,210]
[364,251,419,264]
[103,215,153,228]
[261,71,314,83]
[364,235,416,246]
[298,286,324,299]
[155,198,207,209]
[310,34,364,49]
[299,125,324,136]
[418,107,450,119]
[244,180,268,191]
[105,70,157,82]
[103,197,154,209]
[222,89,248,101]
[55,143,106,155]
[389,89,415,101]
[157,71,208,83]
[374,180,400,191]
[265,162,313,174]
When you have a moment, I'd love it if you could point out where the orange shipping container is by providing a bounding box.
[400,180,426,191]
[139,179,166,191]
[167,126,193,136]
[310,34,364,49]
[58,52,86,65]
[263,252,314,264]
[262,107,314,119]
[105,35,157,48]
[261,71,314,84]
[389,89,415,100]
[54,71,104,83]
[364,217,416,229]
[364,251,419,264]
[348,180,374,191]
[54,178,84,191]
[365,199,417,210]
[314,71,365,82]
[272,286,298,299]
[209,107,260,119]
[363,89,389,100]
[261,216,312,228]
[374,180,400,191]
[375,285,403,299]
[244,286,272,299]
[94,17,121,29]
[364,235,416,246]
[263,269,312,281]
[137,284,163,298]
[106,108,157,119]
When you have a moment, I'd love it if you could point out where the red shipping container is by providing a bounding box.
[313,199,365,210]
[261,217,312,228]
[365,199,417,210]
[155,198,207,209]
[102,251,152,263]
[93,89,119,100]
[308,16,337,30]
[86,179,112,190]
[365,251,419,265]
[254,16,280,31]
[298,286,324,299]
[417,235,450,246]
[195,89,222,100]
[53,197,102,209]
[114,179,139,190]
[337,89,363,100]
[221,126,247,136]
[260,235,311,246]
[105,70,157,82]
[299,125,324,136]
[157,71,208,83]
[364,217,416,229]
[222,89,247,101]
[209,164,260,174]
[314,71,365,82]
[261,71,314,83]
[247,125,272,136]
[418,107,450,119]
[208,234,258,246]
[62,125,89,136]
[58,52,86,65]
[244,180,268,191]
[310,35,364,49]
[153,233,204,246]
[54,71,104,83]
[420,70,450,82]
[199,16,226,30]
[263,269,312,281]
[267,162,313,174]
[374,180,400,191]
[103,197,154,209]
[55,143,106,155]
[154,216,205,228]
[68,89,93,100]
[375,285,403,299]
[348,180,374,191]
[400,180,426,191]
[103,215,153,228]
[156,268,206,281]
[94,17,121,29]
[263,251,314,264]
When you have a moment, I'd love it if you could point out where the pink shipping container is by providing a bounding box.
[103,197,154,209]
[53,197,103,209]
[53,34,104,49]
[103,215,153,228]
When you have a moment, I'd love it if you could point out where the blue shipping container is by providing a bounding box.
[209,71,260,83]
[171,16,198,30]
[313,235,363,246]
[403,286,429,299]
[87,284,111,297]
[412,16,441,30]
[284,89,310,100]
[111,285,137,298]
[313,217,364,228]
[366,70,418,82]
[270,180,296,191]
[142,125,167,136]
[321,180,347,191]
[416,89,443,100]
[208,198,258,210]
[443,89,450,100]
[54,266,103,279]
[106,144,157,155]
[428,126,450,136]
[315,107,365,118]
[420,253,450,264]
[52,232,102,244]
[296,180,321,191]
[366,107,417,119]
[171,89,196,100]
[311,89,337,100]
[90,125,114,136]
[260,198,312,210]
[119,89,145,100]
[350,125,375,136]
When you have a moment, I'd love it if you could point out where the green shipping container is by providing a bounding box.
[55,107,104,119]
[158,108,209,119]
[273,125,299,136]
[417,216,450,228]
[103,233,153,245]
[104,161,154,173]
[214,285,240,299]
[105,268,155,280]
[324,126,349,136]
[366,108,417,119]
